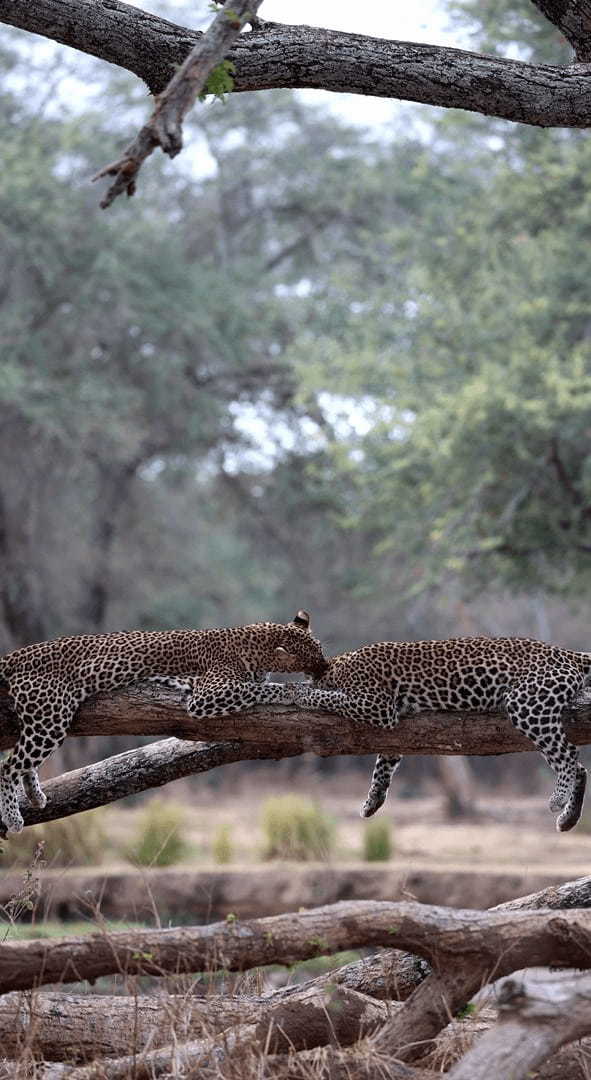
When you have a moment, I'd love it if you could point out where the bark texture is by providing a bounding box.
[2,681,591,756]
[1,900,590,998]
[5,874,588,1061]
[3,1,591,127]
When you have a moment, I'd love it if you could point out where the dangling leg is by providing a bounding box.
[21,769,48,809]
[291,684,400,817]
[1,683,76,834]
[556,763,587,833]
[506,681,581,827]
[361,754,403,818]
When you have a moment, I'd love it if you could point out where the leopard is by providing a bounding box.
[0,610,328,835]
[291,635,591,832]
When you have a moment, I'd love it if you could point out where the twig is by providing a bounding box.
[93,0,263,208]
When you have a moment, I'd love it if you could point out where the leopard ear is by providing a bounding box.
[293,610,310,631]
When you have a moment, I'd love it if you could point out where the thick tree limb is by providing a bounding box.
[2,683,591,832]
[5,875,587,1062]
[0,985,392,1063]
[3,877,591,1073]
[2,900,591,997]
[2,682,591,758]
[448,970,591,1080]
[3,2,591,128]
[93,0,263,206]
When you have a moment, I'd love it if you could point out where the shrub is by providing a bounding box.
[363,818,393,862]
[130,798,190,867]
[212,822,233,864]
[2,808,108,867]
[261,795,335,861]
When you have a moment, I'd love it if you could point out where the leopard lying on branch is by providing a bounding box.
[0,611,327,834]
[292,635,591,832]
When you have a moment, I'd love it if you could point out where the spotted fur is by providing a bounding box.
[0,612,327,834]
[292,636,591,832]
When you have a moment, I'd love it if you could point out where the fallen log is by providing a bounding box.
[448,970,591,1080]
[1,900,590,999]
[0,983,393,1062]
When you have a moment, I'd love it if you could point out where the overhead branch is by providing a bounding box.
[529,0,591,61]
[3,2,591,129]
[92,0,263,207]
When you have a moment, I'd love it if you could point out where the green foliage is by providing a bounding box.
[363,818,393,862]
[2,810,109,867]
[199,60,236,102]
[129,799,190,867]
[212,822,234,864]
[261,795,335,861]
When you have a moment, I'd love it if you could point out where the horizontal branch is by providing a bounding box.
[3,1,591,127]
[7,873,588,1063]
[2,682,591,758]
[1,899,590,996]
[0,984,391,1064]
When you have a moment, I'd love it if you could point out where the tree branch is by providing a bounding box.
[2,682,591,758]
[529,0,591,61]
[1,900,590,997]
[2,683,591,832]
[92,0,263,206]
[3,2,591,128]
[6,873,589,1064]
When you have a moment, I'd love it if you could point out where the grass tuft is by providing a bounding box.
[261,795,335,861]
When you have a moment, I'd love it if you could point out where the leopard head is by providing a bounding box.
[265,611,328,677]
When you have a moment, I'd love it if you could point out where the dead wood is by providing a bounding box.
[93,0,263,207]
[1,901,590,1008]
[0,983,392,1062]
[448,970,591,1080]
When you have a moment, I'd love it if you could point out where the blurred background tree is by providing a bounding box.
[1,0,590,793]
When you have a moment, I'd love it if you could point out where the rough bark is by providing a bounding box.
[5,874,588,1061]
[2,681,591,757]
[2,683,591,832]
[0,736,285,837]
[529,0,591,61]
[0,984,392,1063]
[448,970,591,1080]
[3,1,591,128]
[3,877,591,1072]
[1,900,590,999]
[93,0,263,207]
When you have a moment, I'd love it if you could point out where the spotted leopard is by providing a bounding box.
[0,611,327,834]
[291,636,591,832]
